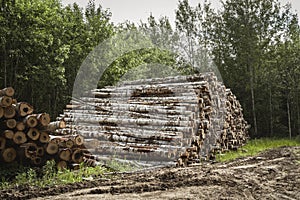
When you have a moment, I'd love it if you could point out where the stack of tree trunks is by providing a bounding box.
[0,87,86,169]
[58,72,249,167]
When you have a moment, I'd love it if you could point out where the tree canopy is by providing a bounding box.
[0,0,299,138]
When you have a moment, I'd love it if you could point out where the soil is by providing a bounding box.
[1,146,299,200]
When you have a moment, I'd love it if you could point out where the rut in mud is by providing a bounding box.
[1,146,300,200]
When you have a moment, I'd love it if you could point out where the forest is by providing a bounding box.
[0,0,299,139]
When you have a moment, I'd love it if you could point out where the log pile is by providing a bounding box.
[59,72,249,167]
[0,87,86,169]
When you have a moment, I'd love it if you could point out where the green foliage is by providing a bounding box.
[0,160,108,189]
[0,0,114,119]
[216,138,300,162]
[172,0,300,138]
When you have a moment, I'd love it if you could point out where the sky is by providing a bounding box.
[61,0,300,26]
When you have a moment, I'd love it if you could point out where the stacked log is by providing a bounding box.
[59,72,249,167]
[0,87,86,169]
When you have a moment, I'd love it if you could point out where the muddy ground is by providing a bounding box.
[1,146,299,200]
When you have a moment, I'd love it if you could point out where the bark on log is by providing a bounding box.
[44,120,66,132]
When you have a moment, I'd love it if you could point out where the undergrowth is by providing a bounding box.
[0,158,136,190]
[216,137,300,162]
[1,137,299,189]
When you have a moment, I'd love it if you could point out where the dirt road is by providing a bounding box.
[1,146,299,200]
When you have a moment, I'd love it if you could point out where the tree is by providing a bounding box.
[210,0,294,137]
[0,0,114,118]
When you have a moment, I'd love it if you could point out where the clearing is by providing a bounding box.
[1,146,299,199]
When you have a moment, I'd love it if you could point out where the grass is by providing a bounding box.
[1,137,299,190]
[0,160,107,189]
[216,137,300,162]
[0,158,137,190]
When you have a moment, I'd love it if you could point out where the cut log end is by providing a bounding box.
[5,119,17,129]
[46,142,59,155]
[74,135,84,146]
[13,131,27,145]
[32,157,43,166]
[25,115,38,128]
[39,132,50,143]
[16,122,26,131]
[2,148,17,163]
[3,130,14,139]
[16,102,34,117]
[4,106,16,118]
[72,149,84,163]
[37,113,51,127]
[57,160,67,170]
[0,87,15,97]
[59,149,71,161]
[27,128,40,141]
[0,96,13,107]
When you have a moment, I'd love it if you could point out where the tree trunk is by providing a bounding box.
[287,96,292,139]
[269,86,273,136]
[250,70,257,136]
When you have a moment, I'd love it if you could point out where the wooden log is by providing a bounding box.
[62,116,191,127]
[13,131,27,144]
[12,98,17,104]
[59,148,71,161]
[35,113,51,127]
[27,128,40,141]
[71,149,84,163]
[62,108,192,120]
[0,137,6,149]
[0,96,12,107]
[24,115,38,128]
[57,160,67,170]
[32,157,43,166]
[64,135,84,146]
[46,142,59,155]
[1,119,17,129]
[39,131,50,143]
[65,139,74,148]
[4,106,16,118]
[49,136,75,148]
[21,142,38,159]
[2,147,17,162]
[0,87,14,97]
[16,122,26,131]
[3,130,14,139]
[37,147,44,157]
[15,102,34,117]
[44,120,66,132]
[0,107,3,118]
